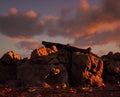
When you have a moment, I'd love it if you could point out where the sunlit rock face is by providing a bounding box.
[0,41,105,88]
[31,46,58,61]
[0,51,21,83]
[102,52,120,84]
[72,52,104,87]
[18,41,104,88]
[1,51,21,64]
[18,46,69,88]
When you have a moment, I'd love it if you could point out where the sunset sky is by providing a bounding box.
[0,0,120,57]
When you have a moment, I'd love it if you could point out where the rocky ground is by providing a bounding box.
[0,84,120,97]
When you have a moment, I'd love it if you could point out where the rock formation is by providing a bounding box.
[101,52,120,84]
[18,41,104,88]
[72,52,104,87]
[0,41,106,88]
[0,51,21,83]
[18,46,68,88]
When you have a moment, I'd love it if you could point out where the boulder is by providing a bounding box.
[72,52,104,87]
[0,41,106,88]
[48,49,71,69]
[1,51,21,65]
[17,60,51,87]
[17,60,68,88]
[102,52,120,84]
[19,41,104,88]
[0,51,21,83]
[31,46,58,61]
[18,47,69,88]
[45,64,68,88]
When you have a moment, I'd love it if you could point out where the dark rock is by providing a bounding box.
[18,41,105,88]
[18,60,68,88]
[42,41,91,54]
[0,41,106,88]
[18,46,69,88]
[72,52,104,87]
[31,46,58,62]
[0,51,21,83]
[102,52,120,84]
[0,51,21,65]
[113,52,120,60]
[22,57,29,63]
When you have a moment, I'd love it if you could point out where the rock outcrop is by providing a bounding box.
[72,52,104,87]
[0,51,21,83]
[18,46,68,88]
[31,46,58,61]
[101,52,120,84]
[0,41,105,88]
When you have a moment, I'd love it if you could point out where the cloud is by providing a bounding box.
[16,40,41,50]
[9,8,18,15]
[102,0,120,20]
[0,8,44,38]
[78,0,120,48]
[23,10,38,18]
[80,0,90,10]
[43,0,101,38]
[73,26,120,47]
[0,0,120,49]
[43,0,120,47]
[118,44,120,50]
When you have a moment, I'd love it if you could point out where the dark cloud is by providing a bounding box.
[102,0,120,20]
[74,27,120,47]
[44,0,120,47]
[43,0,100,38]
[16,40,41,50]
[0,8,44,38]
[44,17,64,36]
[0,0,120,48]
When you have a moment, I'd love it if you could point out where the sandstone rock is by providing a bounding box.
[30,45,71,87]
[102,52,120,84]
[72,52,104,87]
[18,60,68,88]
[19,41,104,88]
[1,51,21,65]
[0,51,21,83]
[48,49,71,68]
[45,64,68,88]
[0,41,106,88]
[31,46,58,61]
[17,60,51,87]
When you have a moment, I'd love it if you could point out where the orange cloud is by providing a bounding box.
[85,21,120,35]
[23,10,38,18]
[80,0,90,10]
[0,0,120,50]
[9,8,18,15]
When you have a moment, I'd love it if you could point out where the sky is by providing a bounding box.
[0,0,120,58]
